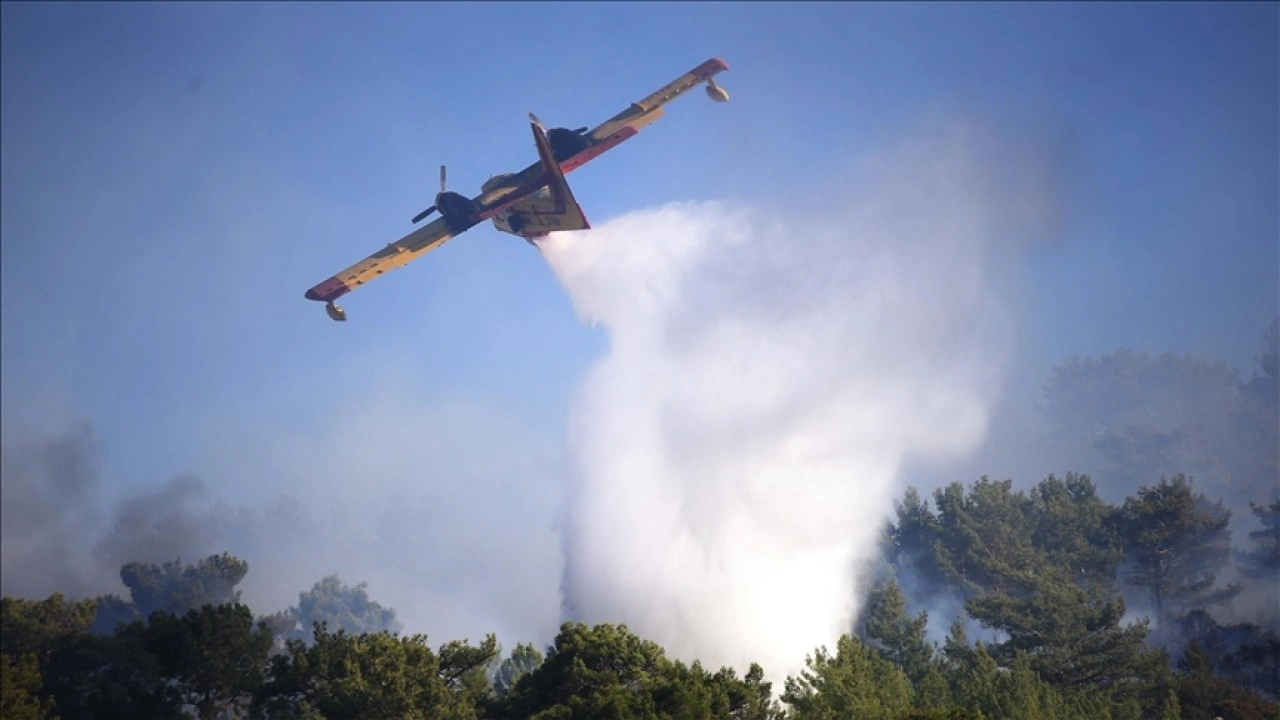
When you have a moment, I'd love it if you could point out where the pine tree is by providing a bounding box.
[915,665,953,710]
[966,567,1152,694]
[1112,475,1243,629]
[1237,499,1280,582]
[1028,473,1123,587]
[781,635,914,720]
[859,576,934,683]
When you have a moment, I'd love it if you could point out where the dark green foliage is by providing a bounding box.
[256,623,497,719]
[1172,610,1279,699]
[120,553,248,617]
[34,626,183,720]
[1174,643,1280,720]
[1028,473,1123,586]
[2,592,169,719]
[495,622,783,720]
[138,604,275,719]
[22,602,274,720]
[724,663,782,720]
[272,574,402,644]
[991,654,1087,720]
[1,594,98,662]
[924,472,1122,592]
[5,409,1280,720]
[493,642,544,698]
[256,625,481,720]
[935,642,1117,720]
[1,654,54,720]
[439,634,503,714]
[965,567,1154,694]
[877,474,1228,718]
[1160,685,1183,720]
[914,664,953,710]
[256,607,300,653]
[89,593,142,635]
[859,576,934,683]
[497,621,684,719]
[781,634,914,720]
[1238,499,1280,582]
[1112,475,1243,629]
[887,486,950,599]
[897,710,985,720]
[948,643,1000,716]
[931,478,1038,598]
[89,553,249,634]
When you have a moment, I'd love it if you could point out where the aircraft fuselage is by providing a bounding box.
[480,127,590,241]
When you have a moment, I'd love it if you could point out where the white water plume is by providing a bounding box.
[539,118,1061,686]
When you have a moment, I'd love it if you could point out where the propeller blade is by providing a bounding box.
[439,165,446,193]
[411,205,436,224]
[529,112,543,127]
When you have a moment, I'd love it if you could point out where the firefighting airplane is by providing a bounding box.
[303,58,730,321]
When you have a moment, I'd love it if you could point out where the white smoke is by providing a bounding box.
[541,118,1059,685]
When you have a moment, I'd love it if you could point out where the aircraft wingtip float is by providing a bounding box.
[304,57,731,322]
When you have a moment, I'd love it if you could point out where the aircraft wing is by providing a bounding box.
[302,57,728,319]
[303,216,461,308]
[578,57,730,154]
[468,57,730,220]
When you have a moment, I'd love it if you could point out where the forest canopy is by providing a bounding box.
[2,324,1276,719]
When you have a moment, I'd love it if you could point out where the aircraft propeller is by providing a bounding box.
[410,165,447,224]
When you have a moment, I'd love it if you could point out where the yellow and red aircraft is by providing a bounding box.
[304,58,731,321]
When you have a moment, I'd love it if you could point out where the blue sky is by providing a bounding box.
[2,2,1276,643]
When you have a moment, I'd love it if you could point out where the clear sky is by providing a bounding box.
[2,1,1276,662]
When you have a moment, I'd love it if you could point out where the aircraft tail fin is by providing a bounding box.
[523,119,591,236]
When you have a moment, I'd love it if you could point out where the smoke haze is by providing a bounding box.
[0,397,568,650]
[542,116,1064,684]
[0,422,105,599]
[0,116,1070,681]
[4,107,1272,685]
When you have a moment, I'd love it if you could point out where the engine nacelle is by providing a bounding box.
[482,173,514,193]
[435,191,477,219]
[547,127,592,161]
